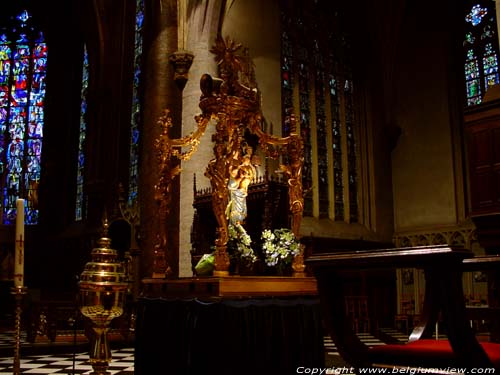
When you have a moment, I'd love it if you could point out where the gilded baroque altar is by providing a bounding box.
[153,36,307,277]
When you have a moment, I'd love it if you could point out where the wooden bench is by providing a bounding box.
[306,245,500,371]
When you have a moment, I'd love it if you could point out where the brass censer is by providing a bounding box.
[79,218,128,375]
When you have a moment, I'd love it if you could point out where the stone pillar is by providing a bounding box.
[178,0,223,276]
[140,0,181,278]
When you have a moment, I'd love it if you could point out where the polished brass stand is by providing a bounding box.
[79,219,127,375]
[11,286,27,375]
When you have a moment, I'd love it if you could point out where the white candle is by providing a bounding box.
[14,199,24,288]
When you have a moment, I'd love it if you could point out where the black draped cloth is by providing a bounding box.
[135,297,324,375]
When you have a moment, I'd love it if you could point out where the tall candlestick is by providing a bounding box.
[14,199,24,288]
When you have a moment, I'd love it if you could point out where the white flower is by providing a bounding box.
[261,228,301,269]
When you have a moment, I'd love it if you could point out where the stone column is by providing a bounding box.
[140,0,181,278]
[178,0,223,276]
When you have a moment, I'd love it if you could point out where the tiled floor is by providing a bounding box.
[0,328,409,374]
[324,328,408,358]
[0,330,134,374]
[0,347,134,374]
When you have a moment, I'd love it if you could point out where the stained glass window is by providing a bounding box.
[280,9,294,136]
[128,0,144,205]
[296,16,314,216]
[75,45,89,221]
[313,38,329,218]
[344,76,358,223]
[0,10,46,225]
[464,2,500,106]
[280,1,358,222]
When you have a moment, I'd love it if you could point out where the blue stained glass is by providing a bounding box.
[14,74,28,89]
[10,106,26,122]
[131,127,139,144]
[0,88,7,106]
[27,138,41,156]
[30,91,44,107]
[12,59,29,75]
[466,5,488,26]
[11,89,28,105]
[16,10,30,25]
[127,0,144,205]
[9,122,24,140]
[1,9,46,224]
[75,45,89,221]
[33,57,47,73]
[7,140,24,166]
[32,73,46,91]
[33,32,47,47]
[26,156,41,181]
[28,107,43,137]
[14,44,29,59]
[136,6,144,28]
[464,3,500,107]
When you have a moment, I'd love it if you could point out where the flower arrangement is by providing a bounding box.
[261,228,301,273]
[227,223,257,270]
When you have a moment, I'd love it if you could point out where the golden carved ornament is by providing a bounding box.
[152,110,210,278]
[154,36,306,276]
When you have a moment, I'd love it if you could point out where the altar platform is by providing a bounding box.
[135,276,323,375]
[141,275,318,298]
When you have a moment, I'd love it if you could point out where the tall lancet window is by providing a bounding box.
[464,1,500,106]
[0,10,47,225]
[128,0,144,205]
[280,1,359,222]
[75,45,89,221]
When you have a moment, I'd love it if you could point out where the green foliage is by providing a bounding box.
[227,223,257,268]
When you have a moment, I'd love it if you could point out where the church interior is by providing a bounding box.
[0,0,499,373]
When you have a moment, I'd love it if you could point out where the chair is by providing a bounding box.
[306,245,500,371]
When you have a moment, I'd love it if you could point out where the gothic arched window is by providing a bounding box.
[464,1,500,106]
[280,1,359,222]
[75,45,88,221]
[128,0,144,205]
[0,10,46,225]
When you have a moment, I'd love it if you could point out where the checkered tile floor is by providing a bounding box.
[0,347,134,374]
[323,331,389,359]
[0,327,409,374]
[0,331,28,347]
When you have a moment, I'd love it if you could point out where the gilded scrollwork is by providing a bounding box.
[248,113,305,240]
[155,36,306,276]
[153,109,210,277]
